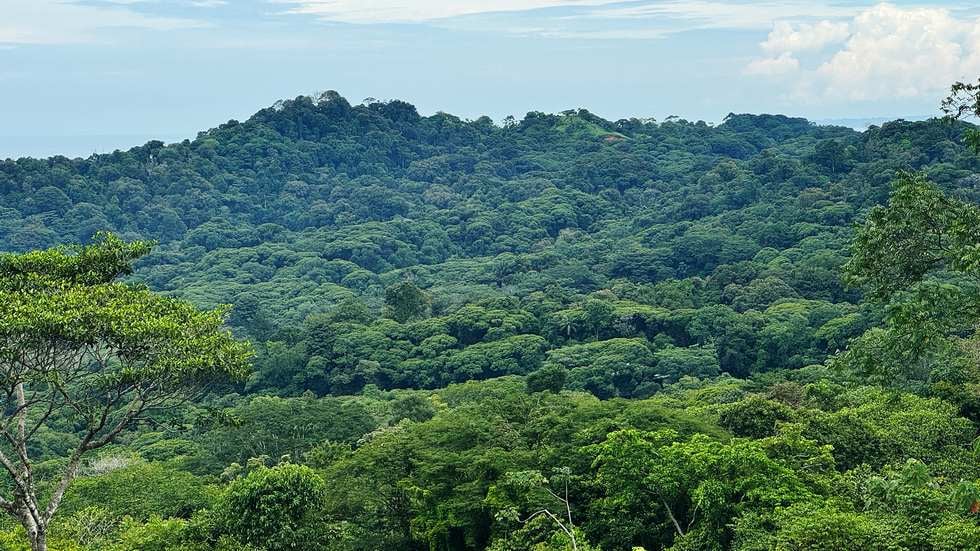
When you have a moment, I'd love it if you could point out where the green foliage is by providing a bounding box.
[797,387,975,470]
[718,396,795,439]
[942,79,980,154]
[3,92,980,551]
[0,235,252,386]
[548,338,658,398]
[189,394,378,469]
[384,281,432,323]
[111,516,197,551]
[839,172,980,392]
[0,232,151,286]
[591,428,813,550]
[765,504,897,550]
[60,461,209,521]
[389,394,436,423]
[526,364,568,394]
[213,464,326,550]
[0,234,252,550]
[844,173,980,299]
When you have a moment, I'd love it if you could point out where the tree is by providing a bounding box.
[840,173,980,389]
[383,281,432,323]
[844,172,980,301]
[581,299,616,340]
[526,364,567,394]
[548,338,659,399]
[389,394,436,423]
[941,79,980,152]
[810,139,852,174]
[227,292,275,340]
[213,463,326,550]
[654,345,721,383]
[0,234,251,551]
[486,468,588,551]
[591,429,811,550]
[763,504,894,550]
[25,187,72,216]
[718,395,795,438]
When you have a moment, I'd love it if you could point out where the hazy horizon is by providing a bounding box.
[0,97,934,160]
[2,1,978,160]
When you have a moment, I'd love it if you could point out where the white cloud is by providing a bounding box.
[0,0,206,44]
[527,0,862,40]
[745,52,799,76]
[271,0,870,41]
[761,20,849,54]
[747,3,980,102]
[578,1,861,30]
[270,0,621,24]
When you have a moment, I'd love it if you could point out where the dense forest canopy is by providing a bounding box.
[0,91,978,550]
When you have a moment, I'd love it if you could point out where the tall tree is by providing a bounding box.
[841,172,980,390]
[941,79,980,152]
[0,234,252,551]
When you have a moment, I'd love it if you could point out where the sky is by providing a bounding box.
[2,1,980,158]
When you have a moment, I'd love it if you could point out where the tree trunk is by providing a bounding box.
[28,523,46,551]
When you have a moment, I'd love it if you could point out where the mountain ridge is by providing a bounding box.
[3,91,918,162]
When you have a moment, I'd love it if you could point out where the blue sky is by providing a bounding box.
[2,1,980,158]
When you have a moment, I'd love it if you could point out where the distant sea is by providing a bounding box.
[0,134,187,161]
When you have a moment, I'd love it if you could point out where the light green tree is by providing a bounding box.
[0,234,252,551]
[212,463,326,550]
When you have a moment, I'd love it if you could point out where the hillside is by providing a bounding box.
[0,93,978,550]
[3,94,979,394]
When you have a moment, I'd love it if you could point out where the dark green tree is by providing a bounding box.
[383,281,432,323]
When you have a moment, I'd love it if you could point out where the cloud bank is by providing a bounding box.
[747,3,980,102]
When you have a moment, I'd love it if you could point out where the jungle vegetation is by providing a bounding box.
[0,85,979,550]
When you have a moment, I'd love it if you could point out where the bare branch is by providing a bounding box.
[662,499,685,537]
[523,509,575,542]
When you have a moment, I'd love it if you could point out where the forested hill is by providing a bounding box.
[3,94,980,397]
[2,93,980,550]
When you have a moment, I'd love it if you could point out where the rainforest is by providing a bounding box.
[0,90,979,550]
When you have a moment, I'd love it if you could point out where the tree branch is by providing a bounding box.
[662,499,685,537]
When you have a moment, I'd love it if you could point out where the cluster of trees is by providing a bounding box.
[243,287,866,400]
[0,86,978,549]
[6,92,975,409]
[4,94,977,321]
[0,373,976,550]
